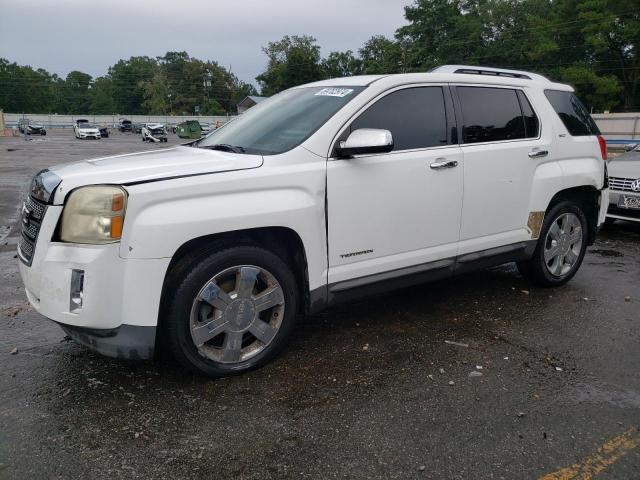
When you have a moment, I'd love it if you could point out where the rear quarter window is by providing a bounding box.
[544,90,600,136]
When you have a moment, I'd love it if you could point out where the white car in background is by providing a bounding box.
[607,145,640,222]
[200,123,212,135]
[74,121,101,140]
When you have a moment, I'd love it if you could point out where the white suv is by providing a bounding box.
[18,65,609,377]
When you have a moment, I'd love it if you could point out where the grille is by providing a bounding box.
[18,196,47,266]
[609,176,640,192]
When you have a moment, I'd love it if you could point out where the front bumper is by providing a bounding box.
[60,323,156,360]
[18,205,171,359]
[607,190,640,222]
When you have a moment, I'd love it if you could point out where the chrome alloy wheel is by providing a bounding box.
[189,265,285,364]
[543,212,583,277]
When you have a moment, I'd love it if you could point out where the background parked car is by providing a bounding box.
[118,119,132,132]
[131,123,143,134]
[74,120,101,139]
[141,123,168,142]
[607,146,640,223]
[18,119,46,135]
[200,123,212,136]
[99,125,110,138]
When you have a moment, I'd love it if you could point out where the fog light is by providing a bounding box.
[70,269,84,313]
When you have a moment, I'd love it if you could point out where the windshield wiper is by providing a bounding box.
[200,143,245,153]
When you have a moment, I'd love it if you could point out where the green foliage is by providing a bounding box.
[359,36,405,74]
[322,51,363,78]
[1,1,639,114]
[255,0,636,111]
[0,59,59,112]
[256,35,325,96]
[109,56,156,114]
[89,77,116,114]
[0,52,256,115]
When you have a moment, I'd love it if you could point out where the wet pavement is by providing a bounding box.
[1,131,639,479]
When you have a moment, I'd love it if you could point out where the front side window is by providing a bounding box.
[346,87,448,151]
[457,87,526,143]
[199,86,364,155]
[544,90,599,136]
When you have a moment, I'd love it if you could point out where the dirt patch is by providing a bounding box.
[590,248,624,258]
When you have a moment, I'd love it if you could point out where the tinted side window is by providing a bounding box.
[457,87,526,143]
[349,87,447,151]
[517,90,540,138]
[544,90,600,136]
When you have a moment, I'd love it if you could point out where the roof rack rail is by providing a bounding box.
[430,65,550,82]
[454,68,531,79]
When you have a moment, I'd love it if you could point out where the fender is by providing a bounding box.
[119,149,328,292]
[526,157,605,238]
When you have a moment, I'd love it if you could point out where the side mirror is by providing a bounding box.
[336,128,393,158]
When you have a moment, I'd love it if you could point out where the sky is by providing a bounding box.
[0,0,414,86]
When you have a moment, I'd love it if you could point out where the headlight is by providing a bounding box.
[60,186,127,244]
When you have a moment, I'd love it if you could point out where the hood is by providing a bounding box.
[609,152,640,179]
[49,146,263,204]
[145,123,164,129]
[78,126,99,132]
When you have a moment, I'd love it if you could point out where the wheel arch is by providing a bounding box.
[156,226,311,348]
[546,185,600,245]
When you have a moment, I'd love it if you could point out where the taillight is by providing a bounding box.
[597,135,607,161]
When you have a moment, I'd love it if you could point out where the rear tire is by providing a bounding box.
[517,201,588,287]
[165,245,299,378]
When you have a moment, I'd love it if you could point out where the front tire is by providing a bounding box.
[517,201,588,287]
[166,246,299,378]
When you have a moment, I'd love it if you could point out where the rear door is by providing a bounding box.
[327,85,464,286]
[452,85,548,254]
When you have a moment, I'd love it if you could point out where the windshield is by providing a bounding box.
[199,86,364,155]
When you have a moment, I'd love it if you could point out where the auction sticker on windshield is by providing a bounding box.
[315,88,354,97]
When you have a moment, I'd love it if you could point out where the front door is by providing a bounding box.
[327,85,464,286]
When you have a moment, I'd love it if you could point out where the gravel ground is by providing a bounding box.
[1,130,639,479]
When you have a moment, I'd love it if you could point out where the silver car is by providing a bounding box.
[607,146,640,222]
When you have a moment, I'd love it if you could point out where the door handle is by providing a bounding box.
[528,149,549,158]
[430,159,458,170]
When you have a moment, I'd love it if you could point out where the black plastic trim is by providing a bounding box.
[59,323,156,360]
[309,240,537,311]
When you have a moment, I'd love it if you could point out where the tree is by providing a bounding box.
[90,76,117,114]
[109,56,156,114]
[577,0,640,109]
[359,35,406,74]
[61,70,92,114]
[256,35,324,95]
[323,50,363,78]
[0,59,57,112]
[396,0,485,71]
